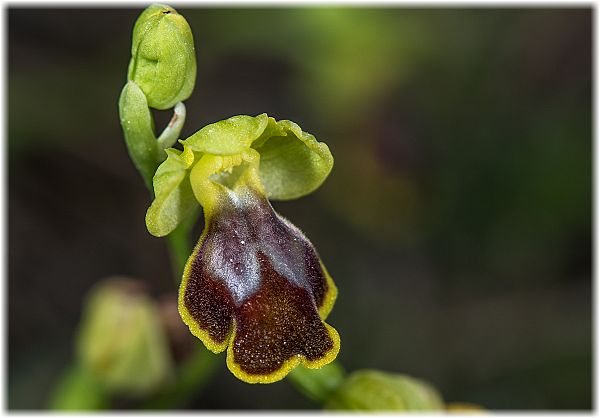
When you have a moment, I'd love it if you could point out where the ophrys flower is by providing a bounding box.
[146,114,340,383]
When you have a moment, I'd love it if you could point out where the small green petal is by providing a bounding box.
[118,81,158,189]
[253,118,334,200]
[128,4,196,110]
[146,145,198,237]
[182,114,269,155]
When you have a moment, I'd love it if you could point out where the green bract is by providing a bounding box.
[119,82,187,189]
[128,4,196,110]
[118,81,157,188]
[145,113,333,237]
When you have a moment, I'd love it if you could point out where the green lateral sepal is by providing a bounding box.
[146,145,198,237]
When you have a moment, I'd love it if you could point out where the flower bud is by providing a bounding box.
[76,278,173,396]
[325,370,444,411]
[128,4,196,110]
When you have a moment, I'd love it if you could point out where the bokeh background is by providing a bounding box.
[8,6,591,410]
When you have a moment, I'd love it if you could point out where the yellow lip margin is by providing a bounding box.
[318,261,338,320]
[178,227,233,354]
[226,321,341,384]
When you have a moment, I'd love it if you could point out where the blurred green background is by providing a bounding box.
[8,6,591,410]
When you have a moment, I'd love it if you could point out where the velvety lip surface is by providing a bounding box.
[181,187,338,382]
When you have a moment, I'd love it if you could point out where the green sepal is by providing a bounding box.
[128,3,196,110]
[181,114,269,155]
[253,118,334,200]
[118,81,158,189]
[146,145,198,237]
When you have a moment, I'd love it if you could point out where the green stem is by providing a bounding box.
[48,363,110,410]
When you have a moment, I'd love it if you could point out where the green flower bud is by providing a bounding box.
[76,278,174,396]
[127,4,196,110]
[325,370,444,411]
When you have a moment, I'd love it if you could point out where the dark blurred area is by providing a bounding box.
[8,7,591,410]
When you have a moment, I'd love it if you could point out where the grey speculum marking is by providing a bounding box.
[201,187,319,306]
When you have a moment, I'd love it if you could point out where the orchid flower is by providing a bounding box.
[145,114,340,383]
